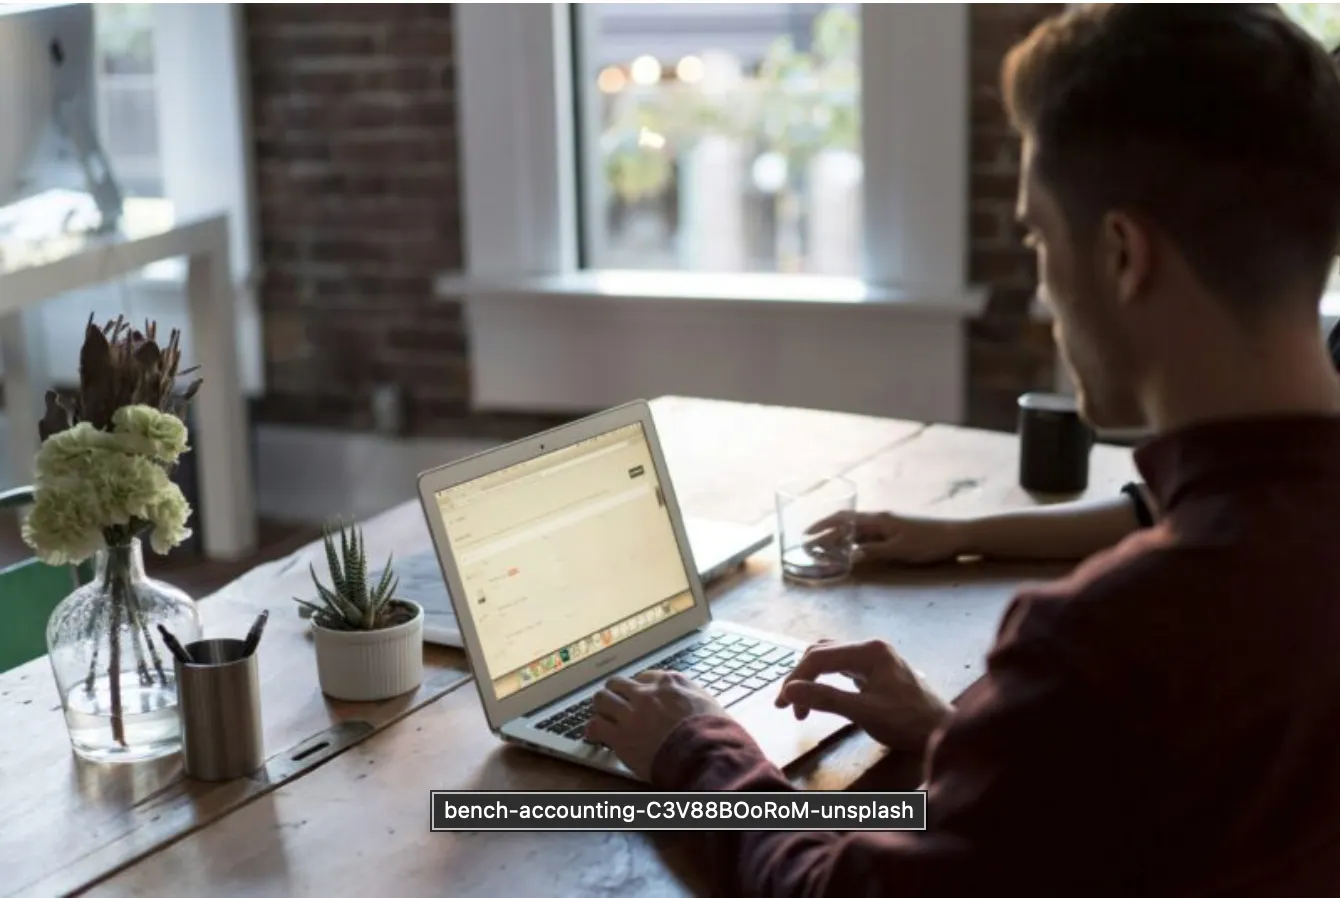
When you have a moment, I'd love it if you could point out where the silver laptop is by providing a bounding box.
[687,517,771,585]
[416,400,852,779]
[410,517,770,649]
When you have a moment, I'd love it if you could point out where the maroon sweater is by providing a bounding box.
[651,415,1340,897]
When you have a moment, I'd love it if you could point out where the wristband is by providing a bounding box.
[1121,481,1154,528]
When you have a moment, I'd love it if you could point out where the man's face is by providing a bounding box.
[1018,140,1147,430]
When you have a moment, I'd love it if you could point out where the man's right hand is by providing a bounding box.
[775,639,951,750]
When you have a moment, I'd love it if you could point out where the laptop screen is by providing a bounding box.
[432,422,697,700]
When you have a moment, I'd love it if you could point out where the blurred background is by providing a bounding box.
[2,2,1339,586]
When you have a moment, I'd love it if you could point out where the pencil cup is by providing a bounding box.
[175,638,264,781]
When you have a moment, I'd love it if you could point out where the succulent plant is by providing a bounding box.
[294,519,412,631]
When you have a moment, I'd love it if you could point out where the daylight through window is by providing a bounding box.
[573,3,861,276]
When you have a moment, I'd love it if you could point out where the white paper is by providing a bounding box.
[389,550,462,648]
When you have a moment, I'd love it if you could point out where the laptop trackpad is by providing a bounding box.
[731,676,856,770]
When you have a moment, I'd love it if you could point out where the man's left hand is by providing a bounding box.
[585,671,726,780]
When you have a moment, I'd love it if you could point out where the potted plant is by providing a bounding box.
[25,315,204,763]
[294,519,423,701]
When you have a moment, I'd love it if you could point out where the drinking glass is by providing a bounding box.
[775,476,857,584]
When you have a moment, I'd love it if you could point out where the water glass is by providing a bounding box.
[775,476,857,584]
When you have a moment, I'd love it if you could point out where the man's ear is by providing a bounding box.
[1101,210,1153,306]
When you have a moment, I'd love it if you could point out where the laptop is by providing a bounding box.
[415,400,853,779]
[688,518,772,585]
[411,517,770,649]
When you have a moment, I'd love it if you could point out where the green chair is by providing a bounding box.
[0,487,95,673]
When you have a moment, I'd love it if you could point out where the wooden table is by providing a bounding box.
[0,397,1138,897]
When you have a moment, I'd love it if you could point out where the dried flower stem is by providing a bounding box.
[83,599,106,696]
[123,590,165,687]
[81,541,172,746]
[106,579,126,747]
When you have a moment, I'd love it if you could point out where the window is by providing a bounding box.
[452,5,976,422]
[1280,3,1340,48]
[93,3,162,198]
[457,4,965,289]
[1280,4,1340,295]
[572,3,861,276]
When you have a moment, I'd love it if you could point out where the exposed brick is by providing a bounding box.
[970,170,1021,205]
[331,130,458,169]
[971,132,1020,175]
[966,3,1061,430]
[261,310,311,365]
[973,247,1034,284]
[245,2,464,433]
[384,323,468,357]
[971,207,1009,248]
[383,24,454,59]
[249,32,381,61]
[239,3,1062,436]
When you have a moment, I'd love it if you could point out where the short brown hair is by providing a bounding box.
[1003,4,1340,312]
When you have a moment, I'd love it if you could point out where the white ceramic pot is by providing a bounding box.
[312,601,424,701]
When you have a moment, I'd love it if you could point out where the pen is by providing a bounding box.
[243,610,269,657]
[157,624,194,665]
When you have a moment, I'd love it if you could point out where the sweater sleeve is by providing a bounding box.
[644,594,1139,898]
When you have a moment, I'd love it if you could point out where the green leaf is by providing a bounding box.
[322,524,346,599]
[315,610,348,630]
[339,520,351,580]
[352,528,369,608]
[374,557,395,600]
[310,562,360,624]
[305,519,405,629]
[370,579,391,615]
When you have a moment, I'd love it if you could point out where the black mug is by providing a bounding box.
[1017,392,1094,494]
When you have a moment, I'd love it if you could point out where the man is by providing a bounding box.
[585,6,1340,896]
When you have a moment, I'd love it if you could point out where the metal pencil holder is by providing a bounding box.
[174,637,264,781]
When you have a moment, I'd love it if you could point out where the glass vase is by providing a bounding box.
[45,538,201,763]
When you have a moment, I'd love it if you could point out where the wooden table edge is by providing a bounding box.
[34,674,481,898]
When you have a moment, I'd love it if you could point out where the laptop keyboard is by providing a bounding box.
[534,632,799,743]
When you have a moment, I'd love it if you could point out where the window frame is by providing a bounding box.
[453,2,971,294]
[445,3,982,425]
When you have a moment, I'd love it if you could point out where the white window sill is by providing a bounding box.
[440,268,985,424]
[435,269,988,320]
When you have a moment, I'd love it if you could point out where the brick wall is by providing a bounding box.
[243,3,1062,436]
[965,3,1063,431]
[245,3,475,435]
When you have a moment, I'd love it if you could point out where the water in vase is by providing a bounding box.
[62,671,182,763]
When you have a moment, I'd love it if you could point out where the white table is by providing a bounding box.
[0,200,257,560]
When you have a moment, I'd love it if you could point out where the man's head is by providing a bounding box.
[1003,5,1340,430]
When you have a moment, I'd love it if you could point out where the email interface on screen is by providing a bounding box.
[434,423,696,700]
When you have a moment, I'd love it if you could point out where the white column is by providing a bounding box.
[151,3,263,396]
[806,149,863,276]
[679,134,746,271]
[679,51,746,272]
[860,4,968,289]
[0,307,48,491]
[186,218,256,560]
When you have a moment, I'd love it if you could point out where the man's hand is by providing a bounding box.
[775,639,951,750]
[585,671,727,779]
[806,510,963,565]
